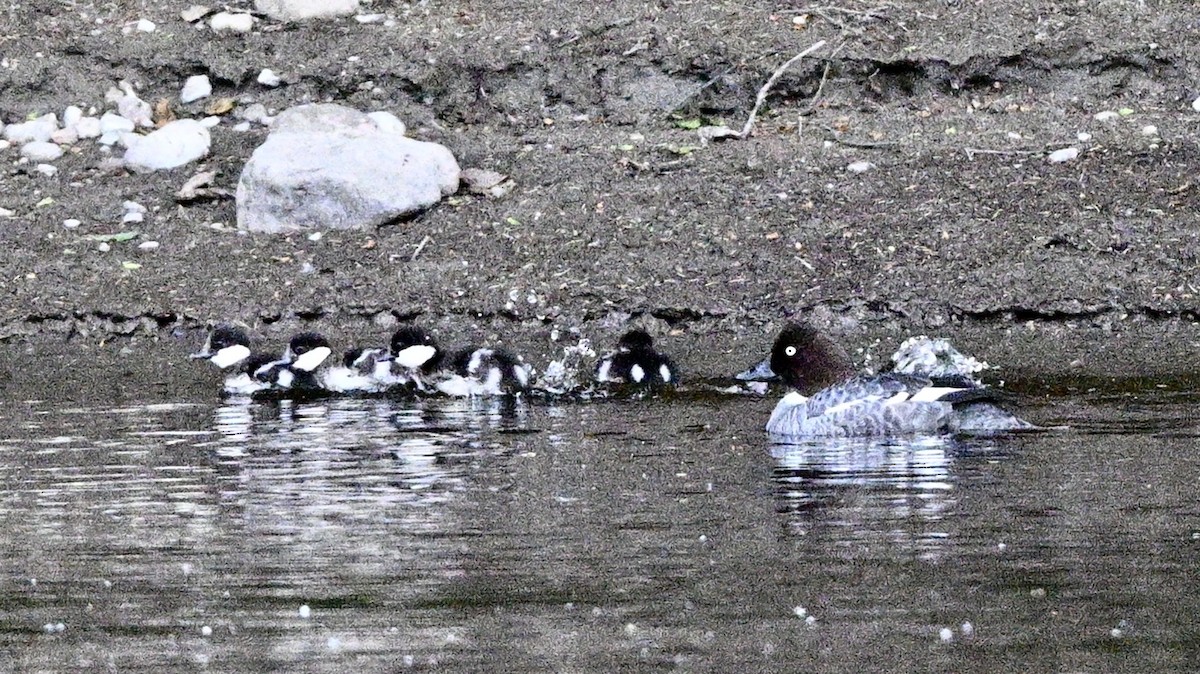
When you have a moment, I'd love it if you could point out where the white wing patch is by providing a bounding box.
[630,364,645,382]
[596,359,614,382]
[909,386,967,402]
[659,364,672,383]
[292,346,331,372]
[211,344,251,369]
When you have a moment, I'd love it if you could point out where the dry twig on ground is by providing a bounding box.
[736,39,827,139]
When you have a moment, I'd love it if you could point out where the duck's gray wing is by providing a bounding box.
[803,373,932,417]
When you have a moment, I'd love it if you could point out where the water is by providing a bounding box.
[1,388,1198,671]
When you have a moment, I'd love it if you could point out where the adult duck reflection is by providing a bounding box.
[770,436,960,560]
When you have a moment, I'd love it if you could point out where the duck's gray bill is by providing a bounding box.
[735,358,778,382]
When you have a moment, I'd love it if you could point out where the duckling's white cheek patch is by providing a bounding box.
[292,346,331,372]
[211,344,251,369]
[630,364,645,382]
[395,345,437,369]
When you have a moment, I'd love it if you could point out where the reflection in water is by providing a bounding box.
[769,436,1012,560]
[0,393,1199,672]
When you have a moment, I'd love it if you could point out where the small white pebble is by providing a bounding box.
[1141,124,1158,136]
[42,623,55,633]
[122,211,144,224]
[136,18,156,32]
[997,542,1007,551]
[123,200,146,213]
[1046,147,1079,163]
[623,623,639,637]
[210,11,253,33]
[1005,131,1022,140]
[402,654,415,667]
[63,219,81,229]
[1094,110,1119,121]
[1110,627,1124,638]
[138,240,160,250]
[804,615,816,626]
[793,606,807,618]
[1192,96,1200,113]
[257,69,282,87]
[326,636,341,651]
[298,604,312,619]
[98,242,111,252]
[939,627,953,642]
[102,580,112,588]
[1030,587,1047,598]
[54,622,65,633]
[1076,131,1092,142]
[698,534,707,542]
[307,231,322,241]
[201,625,212,636]
[232,121,251,132]
[35,164,58,177]
[846,160,875,173]
[960,621,974,636]
[180,562,193,576]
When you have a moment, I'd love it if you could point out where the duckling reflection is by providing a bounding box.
[770,435,961,559]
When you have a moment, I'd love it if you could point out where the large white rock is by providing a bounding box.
[124,119,211,171]
[255,0,359,21]
[4,114,58,143]
[237,103,459,232]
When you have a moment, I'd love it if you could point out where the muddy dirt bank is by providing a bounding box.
[1,1,1199,397]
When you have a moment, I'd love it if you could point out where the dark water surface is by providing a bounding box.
[1,389,1198,672]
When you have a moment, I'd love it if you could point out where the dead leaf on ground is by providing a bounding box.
[176,170,234,203]
[205,98,236,115]
[153,98,176,126]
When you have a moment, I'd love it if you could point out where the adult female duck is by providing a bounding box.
[737,322,1033,437]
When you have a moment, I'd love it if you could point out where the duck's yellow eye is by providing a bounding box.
[784,345,797,357]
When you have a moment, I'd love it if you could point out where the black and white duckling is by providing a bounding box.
[595,329,679,387]
[386,325,446,391]
[321,347,395,394]
[190,325,276,396]
[257,331,335,392]
[439,345,533,396]
[388,325,532,396]
[737,322,1032,437]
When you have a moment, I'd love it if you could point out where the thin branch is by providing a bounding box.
[738,40,827,138]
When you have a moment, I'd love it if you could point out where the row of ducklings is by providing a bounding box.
[191,324,678,397]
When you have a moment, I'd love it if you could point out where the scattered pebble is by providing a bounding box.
[20,141,64,162]
[298,604,312,619]
[0,208,13,218]
[63,219,81,229]
[1141,124,1158,137]
[181,75,213,103]
[134,18,156,33]
[1093,110,1119,122]
[1076,131,1091,142]
[98,242,111,252]
[4,113,58,143]
[1046,147,1079,164]
[792,606,807,618]
[138,241,159,251]
[846,160,874,173]
[239,103,270,123]
[257,69,282,87]
[1030,587,1047,598]
[42,622,66,634]
[201,625,213,636]
[50,127,78,144]
[938,627,953,642]
[211,12,254,33]
[804,615,816,627]
[355,13,387,23]
[232,121,251,132]
[960,621,974,636]
[181,5,211,22]
[35,164,58,177]
[124,119,211,171]
[62,105,83,128]
[1193,96,1200,113]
